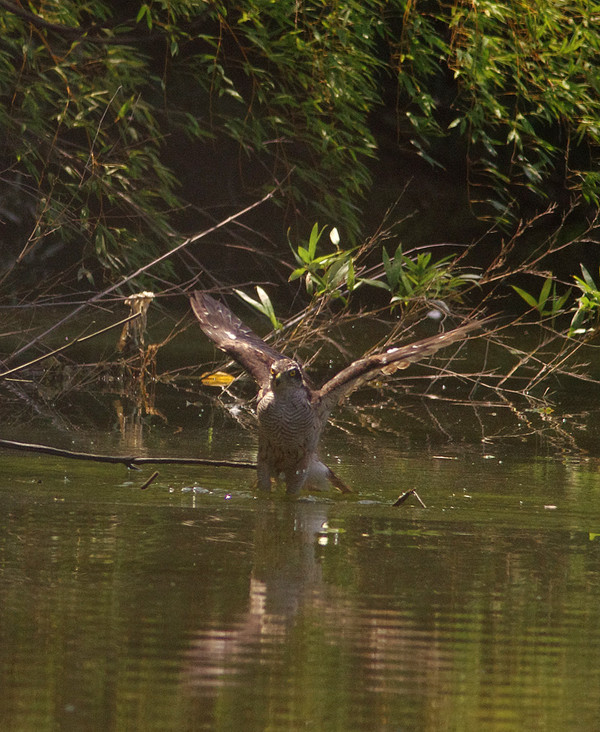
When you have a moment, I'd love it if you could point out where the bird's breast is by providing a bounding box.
[257,389,317,446]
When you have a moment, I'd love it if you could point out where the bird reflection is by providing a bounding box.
[182,501,327,689]
[181,500,445,703]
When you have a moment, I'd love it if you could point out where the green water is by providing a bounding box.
[1,384,600,731]
[2,303,600,731]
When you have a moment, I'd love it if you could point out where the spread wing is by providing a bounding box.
[190,291,285,388]
[313,320,482,423]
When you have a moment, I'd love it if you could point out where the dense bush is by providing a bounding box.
[397,0,600,220]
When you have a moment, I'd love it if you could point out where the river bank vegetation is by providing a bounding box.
[1,0,599,422]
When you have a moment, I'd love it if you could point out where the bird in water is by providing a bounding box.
[190,292,480,494]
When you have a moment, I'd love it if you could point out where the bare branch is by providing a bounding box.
[0,438,256,470]
[9,190,278,362]
[0,312,141,380]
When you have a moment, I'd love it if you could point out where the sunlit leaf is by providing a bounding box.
[201,371,235,387]
[511,285,540,310]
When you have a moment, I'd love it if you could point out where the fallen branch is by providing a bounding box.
[0,438,255,470]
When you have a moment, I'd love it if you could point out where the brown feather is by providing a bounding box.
[314,320,482,423]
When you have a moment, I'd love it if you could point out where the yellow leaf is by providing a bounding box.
[201,371,235,387]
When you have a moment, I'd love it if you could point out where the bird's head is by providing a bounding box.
[270,359,304,391]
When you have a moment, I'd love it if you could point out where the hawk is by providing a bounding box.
[191,292,480,494]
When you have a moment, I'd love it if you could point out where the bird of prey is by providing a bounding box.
[191,291,480,494]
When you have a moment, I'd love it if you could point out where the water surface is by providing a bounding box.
[2,386,600,732]
[2,307,600,731]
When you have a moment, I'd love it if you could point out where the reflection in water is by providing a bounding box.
[175,482,600,730]
[182,500,447,726]
[355,608,448,695]
[183,502,329,689]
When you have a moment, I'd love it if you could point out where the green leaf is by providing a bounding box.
[346,257,355,292]
[538,277,553,309]
[289,267,305,282]
[553,288,571,313]
[357,277,391,291]
[307,222,322,260]
[326,258,349,290]
[233,287,282,330]
[580,264,597,292]
[512,285,540,310]
[136,4,153,29]
[296,245,311,264]
[569,309,586,335]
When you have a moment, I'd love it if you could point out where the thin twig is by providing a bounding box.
[140,471,160,490]
[392,489,427,508]
[0,312,141,379]
[9,189,278,362]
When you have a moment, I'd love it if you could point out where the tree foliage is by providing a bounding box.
[0,0,599,292]
[0,0,381,289]
[397,0,600,220]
